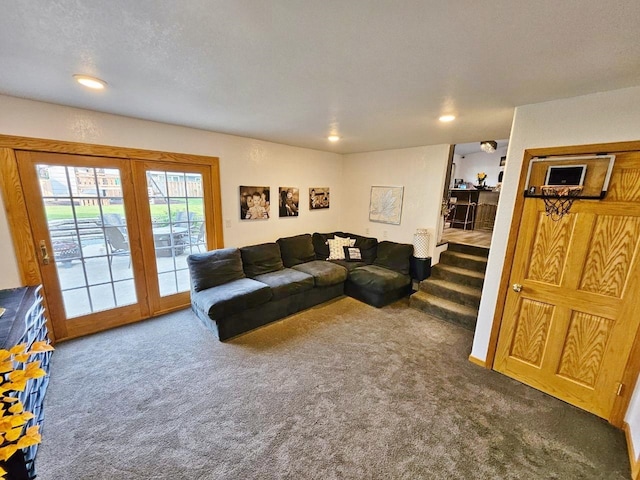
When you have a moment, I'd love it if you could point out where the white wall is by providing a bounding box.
[0,95,344,289]
[628,384,640,460]
[342,145,451,257]
[469,85,640,459]
[453,146,507,187]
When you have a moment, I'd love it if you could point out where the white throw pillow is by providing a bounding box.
[327,236,356,260]
[334,235,356,247]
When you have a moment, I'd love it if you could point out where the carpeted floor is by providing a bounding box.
[37,297,628,479]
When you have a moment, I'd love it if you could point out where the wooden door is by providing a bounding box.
[16,151,151,339]
[494,152,640,419]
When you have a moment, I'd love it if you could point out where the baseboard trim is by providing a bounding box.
[468,355,487,368]
[624,422,640,480]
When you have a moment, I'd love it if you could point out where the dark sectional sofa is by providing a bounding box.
[187,232,414,341]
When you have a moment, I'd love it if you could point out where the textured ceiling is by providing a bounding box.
[1,1,639,154]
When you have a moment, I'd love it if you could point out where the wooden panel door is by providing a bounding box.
[494,152,640,419]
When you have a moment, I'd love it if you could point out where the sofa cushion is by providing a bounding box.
[253,268,315,300]
[329,259,367,272]
[348,265,411,293]
[277,234,316,267]
[191,278,272,319]
[240,242,284,277]
[292,260,348,287]
[373,241,413,275]
[342,232,378,263]
[312,232,347,259]
[187,248,245,292]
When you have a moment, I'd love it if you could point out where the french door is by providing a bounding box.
[16,151,215,340]
[133,162,211,313]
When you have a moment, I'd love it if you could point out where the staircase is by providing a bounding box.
[409,242,489,330]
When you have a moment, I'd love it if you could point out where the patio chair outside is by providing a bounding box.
[105,226,131,267]
[191,223,206,252]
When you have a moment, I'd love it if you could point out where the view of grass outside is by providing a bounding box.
[44,200,204,223]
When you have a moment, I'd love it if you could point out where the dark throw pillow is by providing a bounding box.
[343,232,378,263]
[343,246,363,262]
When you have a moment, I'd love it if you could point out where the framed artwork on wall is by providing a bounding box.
[309,187,330,209]
[369,186,404,225]
[240,186,270,220]
[279,187,299,217]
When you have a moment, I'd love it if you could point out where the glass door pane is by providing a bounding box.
[146,170,206,297]
[38,165,137,318]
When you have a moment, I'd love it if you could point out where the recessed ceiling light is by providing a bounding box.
[73,74,107,90]
[328,135,340,142]
[439,115,456,123]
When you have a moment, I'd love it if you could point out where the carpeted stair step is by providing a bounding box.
[419,278,482,309]
[447,242,490,258]
[439,250,488,273]
[409,291,477,330]
[431,264,485,289]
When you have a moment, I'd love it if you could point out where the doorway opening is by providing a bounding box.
[442,140,509,249]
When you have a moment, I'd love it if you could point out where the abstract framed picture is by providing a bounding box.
[240,186,270,220]
[309,187,330,209]
[369,186,404,224]
[279,187,299,217]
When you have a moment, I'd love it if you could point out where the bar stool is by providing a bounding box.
[463,201,477,230]
[446,197,457,228]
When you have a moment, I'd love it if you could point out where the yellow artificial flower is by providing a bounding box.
[8,345,26,356]
[0,341,53,477]
[28,341,54,354]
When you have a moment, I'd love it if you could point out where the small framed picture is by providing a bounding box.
[309,187,330,209]
[240,186,270,220]
[279,187,299,217]
[500,156,507,167]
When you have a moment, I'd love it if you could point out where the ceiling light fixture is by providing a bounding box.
[328,135,340,142]
[480,140,497,153]
[73,74,107,90]
[439,115,455,122]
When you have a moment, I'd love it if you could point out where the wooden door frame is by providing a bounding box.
[0,134,224,342]
[484,139,640,427]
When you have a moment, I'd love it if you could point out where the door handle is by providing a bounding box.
[39,240,50,265]
[512,283,523,292]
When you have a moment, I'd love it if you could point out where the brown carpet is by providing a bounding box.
[37,297,628,479]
